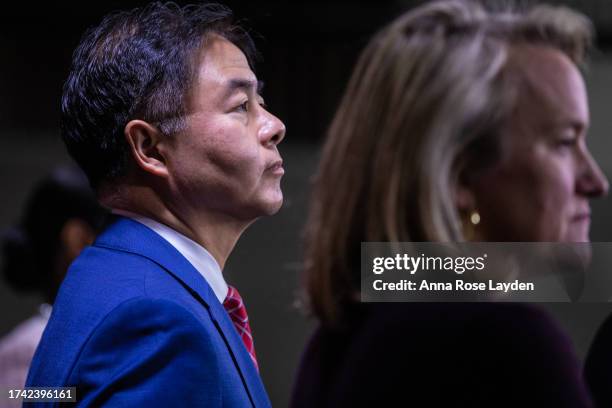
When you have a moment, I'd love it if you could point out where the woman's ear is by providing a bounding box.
[455,180,476,214]
[124,120,169,178]
[455,174,485,240]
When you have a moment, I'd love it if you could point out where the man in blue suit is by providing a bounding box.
[25,2,285,407]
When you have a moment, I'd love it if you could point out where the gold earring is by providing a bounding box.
[462,210,480,241]
[470,210,480,226]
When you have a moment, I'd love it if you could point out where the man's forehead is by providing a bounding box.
[198,36,254,81]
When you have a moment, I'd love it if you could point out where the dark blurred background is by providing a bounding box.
[1,1,612,406]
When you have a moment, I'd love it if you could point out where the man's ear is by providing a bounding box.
[124,120,169,178]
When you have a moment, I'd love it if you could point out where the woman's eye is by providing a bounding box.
[554,137,578,154]
[558,138,577,147]
[554,127,581,148]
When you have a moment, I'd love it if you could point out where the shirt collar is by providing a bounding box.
[111,209,228,303]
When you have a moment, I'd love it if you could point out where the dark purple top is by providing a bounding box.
[585,313,612,407]
[291,302,592,407]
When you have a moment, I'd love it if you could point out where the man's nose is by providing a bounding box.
[259,109,286,147]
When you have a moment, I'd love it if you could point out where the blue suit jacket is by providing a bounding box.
[25,217,271,407]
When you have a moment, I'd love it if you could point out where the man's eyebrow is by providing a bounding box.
[224,78,265,98]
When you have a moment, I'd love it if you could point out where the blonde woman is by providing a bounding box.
[291,1,607,406]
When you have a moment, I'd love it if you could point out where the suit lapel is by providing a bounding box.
[208,297,272,407]
[94,217,270,407]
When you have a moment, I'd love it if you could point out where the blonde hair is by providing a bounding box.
[305,0,593,327]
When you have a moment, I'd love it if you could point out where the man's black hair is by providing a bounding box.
[61,2,258,189]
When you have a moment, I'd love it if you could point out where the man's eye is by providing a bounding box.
[235,101,248,112]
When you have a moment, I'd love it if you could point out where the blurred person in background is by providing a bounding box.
[0,167,107,404]
[291,1,607,407]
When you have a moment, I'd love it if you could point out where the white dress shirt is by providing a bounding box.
[112,209,228,302]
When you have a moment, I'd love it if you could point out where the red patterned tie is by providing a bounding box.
[223,285,258,370]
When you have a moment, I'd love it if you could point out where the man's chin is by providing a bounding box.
[264,196,284,215]
[243,196,284,219]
